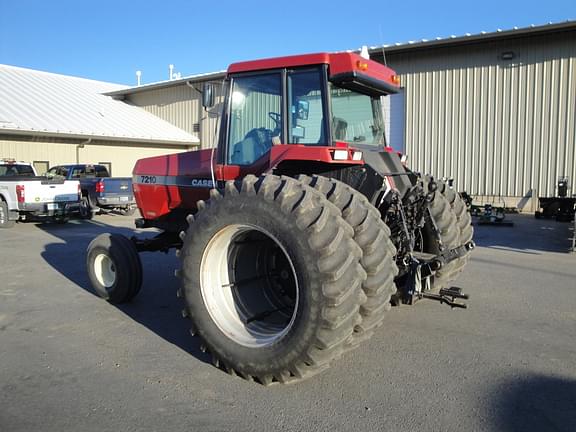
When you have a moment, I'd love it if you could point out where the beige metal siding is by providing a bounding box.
[128,81,225,150]
[385,30,576,201]
[0,135,186,176]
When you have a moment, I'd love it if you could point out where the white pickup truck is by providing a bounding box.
[0,160,80,228]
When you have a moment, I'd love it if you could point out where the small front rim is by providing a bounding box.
[199,224,299,348]
[93,253,116,288]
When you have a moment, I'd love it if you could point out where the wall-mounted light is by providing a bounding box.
[500,51,516,60]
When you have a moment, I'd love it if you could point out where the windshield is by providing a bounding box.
[330,84,386,147]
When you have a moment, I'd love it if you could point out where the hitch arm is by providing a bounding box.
[422,287,469,309]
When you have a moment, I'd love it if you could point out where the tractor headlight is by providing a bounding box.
[352,151,363,161]
[333,150,348,160]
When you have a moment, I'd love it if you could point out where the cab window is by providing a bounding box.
[227,73,282,166]
[329,85,385,146]
[287,69,325,144]
[95,166,109,177]
[47,166,69,178]
[71,167,85,178]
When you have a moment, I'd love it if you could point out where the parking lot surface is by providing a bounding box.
[1,213,575,432]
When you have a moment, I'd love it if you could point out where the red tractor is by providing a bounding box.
[87,52,474,385]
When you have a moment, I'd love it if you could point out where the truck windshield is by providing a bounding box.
[330,84,386,147]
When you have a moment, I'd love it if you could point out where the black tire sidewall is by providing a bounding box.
[0,201,14,228]
[181,195,325,374]
[86,234,140,303]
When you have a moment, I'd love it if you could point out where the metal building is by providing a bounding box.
[369,21,576,209]
[105,71,226,150]
[0,65,199,176]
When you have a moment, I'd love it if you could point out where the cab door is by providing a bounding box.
[218,72,283,180]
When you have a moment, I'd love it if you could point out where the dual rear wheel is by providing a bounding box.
[178,175,376,384]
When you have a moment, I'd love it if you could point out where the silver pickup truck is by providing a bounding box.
[0,160,80,228]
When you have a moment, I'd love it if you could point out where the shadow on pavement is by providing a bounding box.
[472,213,574,254]
[35,217,210,365]
[491,374,576,432]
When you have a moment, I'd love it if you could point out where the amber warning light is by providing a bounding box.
[356,60,369,71]
[391,75,401,85]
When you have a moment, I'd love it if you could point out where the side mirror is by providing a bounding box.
[202,83,215,109]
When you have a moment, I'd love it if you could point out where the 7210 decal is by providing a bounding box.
[139,175,157,184]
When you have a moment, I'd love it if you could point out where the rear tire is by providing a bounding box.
[179,174,366,384]
[0,201,15,228]
[87,233,143,303]
[298,175,398,344]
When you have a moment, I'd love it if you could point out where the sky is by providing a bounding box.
[0,0,574,86]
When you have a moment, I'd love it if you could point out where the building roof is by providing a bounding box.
[0,64,199,145]
[365,20,576,55]
[99,20,576,100]
[105,70,226,98]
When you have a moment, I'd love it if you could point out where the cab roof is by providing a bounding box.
[228,52,400,95]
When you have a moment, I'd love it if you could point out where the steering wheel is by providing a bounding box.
[268,112,282,135]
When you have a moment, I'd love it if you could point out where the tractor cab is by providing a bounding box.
[206,53,401,169]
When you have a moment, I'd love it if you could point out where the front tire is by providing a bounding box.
[86,233,143,303]
[179,174,366,384]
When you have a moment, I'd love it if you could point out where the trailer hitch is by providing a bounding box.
[396,241,475,307]
[422,287,469,309]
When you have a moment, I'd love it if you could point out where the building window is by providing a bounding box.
[98,162,112,176]
[33,160,50,175]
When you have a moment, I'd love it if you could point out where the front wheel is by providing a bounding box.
[86,233,143,303]
[179,175,366,384]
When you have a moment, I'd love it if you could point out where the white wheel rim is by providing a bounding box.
[94,253,116,288]
[200,224,299,348]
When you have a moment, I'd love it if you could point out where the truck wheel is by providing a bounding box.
[298,175,398,344]
[179,174,366,384]
[0,201,15,228]
[422,185,470,290]
[79,196,93,220]
[86,233,142,303]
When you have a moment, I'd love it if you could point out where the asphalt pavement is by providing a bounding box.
[1,212,575,432]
